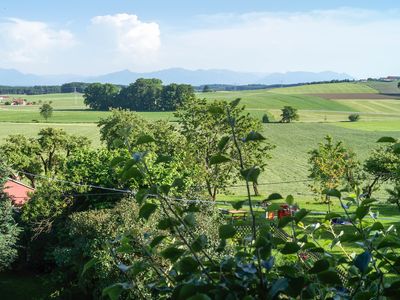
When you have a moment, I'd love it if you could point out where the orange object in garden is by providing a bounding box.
[267,211,275,220]
[277,204,298,220]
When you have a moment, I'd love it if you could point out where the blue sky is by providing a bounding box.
[0,0,399,77]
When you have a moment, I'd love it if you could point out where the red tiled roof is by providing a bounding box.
[3,179,34,206]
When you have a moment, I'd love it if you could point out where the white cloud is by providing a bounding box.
[0,18,75,65]
[90,13,160,59]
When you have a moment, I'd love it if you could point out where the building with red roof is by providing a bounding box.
[3,179,34,206]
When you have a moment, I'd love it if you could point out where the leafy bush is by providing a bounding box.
[348,113,360,122]
[262,113,270,123]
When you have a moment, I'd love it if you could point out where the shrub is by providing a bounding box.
[262,113,270,123]
[4,101,11,105]
[348,113,360,122]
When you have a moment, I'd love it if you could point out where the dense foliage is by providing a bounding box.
[84,79,195,111]
[280,106,299,123]
[0,161,21,271]
[39,103,53,122]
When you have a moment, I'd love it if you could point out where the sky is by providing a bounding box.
[0,0,399,78]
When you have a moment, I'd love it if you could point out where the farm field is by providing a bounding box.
[268,82,378,94]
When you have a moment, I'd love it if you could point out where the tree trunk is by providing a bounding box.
[253,182,260,196]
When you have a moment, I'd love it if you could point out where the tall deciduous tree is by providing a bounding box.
[280,106,299,123]
[175,98,274,199]
[39,103,53,122]
[83,83,119,110]
[308,136,359,210]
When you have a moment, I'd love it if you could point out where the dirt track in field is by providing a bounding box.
[307,93,400,100]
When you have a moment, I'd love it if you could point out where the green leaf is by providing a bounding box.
[81,257,97,276]
[123,166,143,182]
[177,256,199,273]
[377,136,397,143]
[157,217,179,230]
[217,136,230,151]
[232,200,245,210]
[230,98,241,108]
[139,203,158,220]
[309,259,330,274]
[161,247,185,262]
[102,284,123,300]
[136,134,155,145]
[354,251,371,273]
[325,212,342,221]
[369,222,384,232]
[266,203,281,212]
[294,209,309,223]
[135,188,148,205]
[286,194,294,205]
[383,280,400,297]
[267,278,289,299]
[361,198,377,206]
[278,216,293,228]
[317,270,342,285]
[209,154,231,165]
[244,131,266,142]
[149,235,166,248]
[355,206,369,220]
[183,213,196,227]
[267,193,283,201]
[219,224,236,239]
[281,242,300,254]
[110,156,125,167]
[322,188,341,199]
[191,235,208,252]
[240,167,261,183]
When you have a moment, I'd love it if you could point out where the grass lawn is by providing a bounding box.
[333,120,400,131]
[364,80,400,94]
[268,82,378,94]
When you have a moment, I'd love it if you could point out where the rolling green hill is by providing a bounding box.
[268,82,378,94]
[364,80,400,94]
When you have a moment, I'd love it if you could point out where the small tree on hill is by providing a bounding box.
[280,106,299,123]
[262,113,270,123]
[308,136,359,212]
[348,113,360,122]
[40,103,53,122]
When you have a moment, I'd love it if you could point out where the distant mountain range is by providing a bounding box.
[0,68,353,86]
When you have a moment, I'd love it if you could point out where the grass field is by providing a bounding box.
[364,80,400,94]
[268,82,378,94]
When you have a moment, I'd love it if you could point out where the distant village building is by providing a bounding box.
[0,95,10,101]
[379,76,400,82]
[3,179,34,206]
[11,98,26,105]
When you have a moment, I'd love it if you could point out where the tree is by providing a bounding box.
[83,83,119,110]
[262,113,270,123]
[39,103,53,122]
[160,83,195,111]
[0,162,20,271]
[364,138,400,197]
[280,106,299,123]
[309,136,359,211]
[175,98,274,199]
[118,78,162,111]
[348,113,360,122]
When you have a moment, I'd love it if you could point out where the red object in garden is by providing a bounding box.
[277,204,298,220]
[3,179,34,206]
